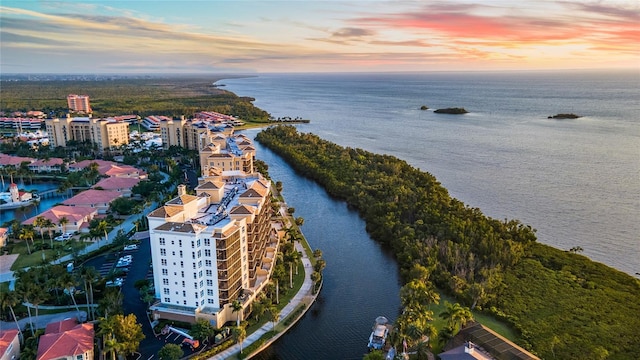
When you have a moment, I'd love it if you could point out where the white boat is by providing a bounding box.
[368,316,389,351]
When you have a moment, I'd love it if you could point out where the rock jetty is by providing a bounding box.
[434,107,468,114]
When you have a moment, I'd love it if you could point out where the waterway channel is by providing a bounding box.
[248,129,402,360]
[0,181,65,225]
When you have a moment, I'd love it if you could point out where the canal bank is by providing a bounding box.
[247,130,403,360]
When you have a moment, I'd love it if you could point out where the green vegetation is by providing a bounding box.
[0,77,270,121]
[548,113,581,119]
[434,107,468,114]
[256,125,640,359]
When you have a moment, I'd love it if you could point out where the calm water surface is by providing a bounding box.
[250,137,402,360]
[225,71,639,276]
[0,181,63,224]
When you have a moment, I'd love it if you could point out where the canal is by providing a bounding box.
[0,180,65,225]
[249,130,402,360]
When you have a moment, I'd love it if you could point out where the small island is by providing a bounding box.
[420,105,429,110]
[548,113,581,119]
[434,107,468,114]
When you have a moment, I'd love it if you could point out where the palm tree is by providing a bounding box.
[61,273,81,313]
[439,302,474,333]
[58,216,69,234]
[19,226,34,254]
[80,267,98,320]
[33,216,46,242]
[231,300,243,327]
[267,305,280,332]
[310,271,321,293]
[44,218,55,248]
[313,249,323,259]
[0,290,23,343]
[97,220,109,245]
[232,326,246,354]
[15,277,35,336]
[28,284,48,334]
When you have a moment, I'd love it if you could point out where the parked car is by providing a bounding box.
[106,278,123,287]
[54,233,73,241]
[123,244,139,251]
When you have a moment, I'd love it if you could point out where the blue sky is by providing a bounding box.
[1,0,638,73]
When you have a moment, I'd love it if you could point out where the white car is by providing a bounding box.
[123,244,139,251]
[54,233,73,241]
[106,278,123,287]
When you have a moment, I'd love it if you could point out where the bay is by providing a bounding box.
[224,70,640,277]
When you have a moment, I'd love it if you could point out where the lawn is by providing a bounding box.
[8,238,87,270]
[429,292,517,353]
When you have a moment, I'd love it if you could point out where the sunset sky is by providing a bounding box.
[1,0,638,73]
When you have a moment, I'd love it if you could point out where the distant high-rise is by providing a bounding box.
[67,94,92,113]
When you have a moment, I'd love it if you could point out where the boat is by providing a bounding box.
[368,316,390,351]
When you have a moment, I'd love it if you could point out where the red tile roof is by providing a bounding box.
[23,205,97,225]
[63,189,121,206]
[93,177,140,191]
[0,329,20,358]
[37,320,94,360]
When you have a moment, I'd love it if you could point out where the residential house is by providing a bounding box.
[28,158,64,173]
[37,318,94,360]
[62,189,121,214]
[23,206,97,233]
[0,329,20,360]
[92,177,140,197]
[440,322,540,360]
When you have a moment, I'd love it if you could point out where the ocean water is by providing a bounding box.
[223,70,640,276]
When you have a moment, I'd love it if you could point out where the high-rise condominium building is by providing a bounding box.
[147,131,275,326]
[67,94,92,113]
[45,116,129,151]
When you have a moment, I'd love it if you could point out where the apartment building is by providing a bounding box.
[45,116,129,151]
[157,113,235,151]
[66,94,92,113]
[147,132,275,327]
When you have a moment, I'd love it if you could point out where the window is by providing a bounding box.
[197,250,202,258]
[77,355,83,360]
[160,249,166,256]
[197,239,201,246]
[180,261,184,268]
[198,261,202,268]
[200,290,204,297]
[207,289,214,296]
[179,240,182,247]
[179,250,183,258]
[199,280,204,287]
[192,263,196,269]
[163,288,170,295]
[192,252,195,259]
[208,299,214,304]
[205,238,210,246]
[182,281,185,287]
[171,240,174,245]
[164,297,170,302]
[161,259,167,266]
[205,249,211,257]
[206,270,212,277]
[199,271,203,278]
[184,300,187,305]
[159,238,165,245]
[207,279,213,286]
[162,279,169,285]
[193,273,197,279]
[205,260,212,267]
[181,271,184,278]
[162,269,168,275]
[182,291,186,297]
[191,241,195,248]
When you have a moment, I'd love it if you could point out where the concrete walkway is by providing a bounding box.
[210,241,315,360]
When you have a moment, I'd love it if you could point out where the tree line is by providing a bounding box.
[256,125,640,359]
